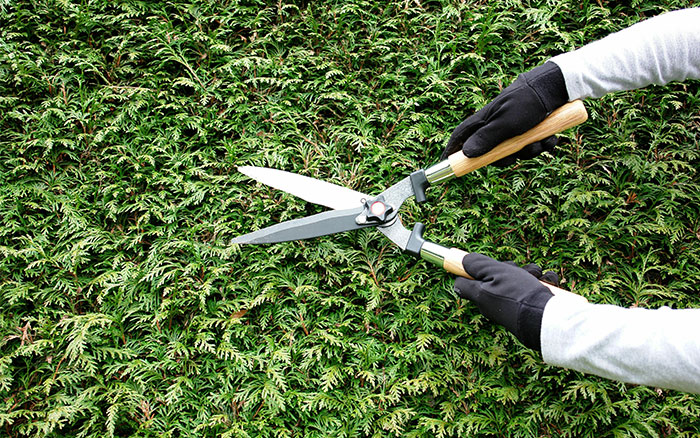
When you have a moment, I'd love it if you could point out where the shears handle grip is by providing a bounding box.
[424,100,588,183]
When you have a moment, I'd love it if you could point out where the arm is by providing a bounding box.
[551,8,700,99]
[542,294,700,393]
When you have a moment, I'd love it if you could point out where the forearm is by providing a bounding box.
[550,8,700,99]
[541,294,700,394]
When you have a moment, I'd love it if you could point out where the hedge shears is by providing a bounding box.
[233,101,588,298]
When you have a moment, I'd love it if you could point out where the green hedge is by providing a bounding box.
[1,1,699,436]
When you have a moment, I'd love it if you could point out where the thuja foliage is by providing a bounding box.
[1,0,699,436]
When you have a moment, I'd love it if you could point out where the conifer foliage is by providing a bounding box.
[1,1,699,436]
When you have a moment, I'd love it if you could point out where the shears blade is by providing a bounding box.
[231,206,372,244]
[233,166,419,248]
[233,166,377,244]
[238,166,369,210]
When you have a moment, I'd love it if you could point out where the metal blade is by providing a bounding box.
[377,216,413,251]
[373,177,421,250]
[231,206,367,244]
[377,176,415,214]
[238,166,369,210]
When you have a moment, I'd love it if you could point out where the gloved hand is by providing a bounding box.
[441,62,569,166]
[453,253,560,351]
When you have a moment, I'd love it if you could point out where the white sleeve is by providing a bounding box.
[550,8,700,99]
[541,294,700,394]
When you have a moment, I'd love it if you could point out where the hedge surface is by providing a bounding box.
[1,1,699,437]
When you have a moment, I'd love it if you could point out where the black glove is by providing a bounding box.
[441,62,569,166]
[453,253,560,351]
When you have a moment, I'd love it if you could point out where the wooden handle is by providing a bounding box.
[443,248,470,277]
[442,248,586,301]
[448,100,588,177]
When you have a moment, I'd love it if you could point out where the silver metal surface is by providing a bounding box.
[377,177,414,213]
[231,206,366,244]
[424,159,455,184]
[377,216,412,250]
[238,166,369,210]
[419,241,450,267]
[369,177,423,250]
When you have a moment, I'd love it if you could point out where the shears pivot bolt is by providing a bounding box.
[355,195,394,225]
